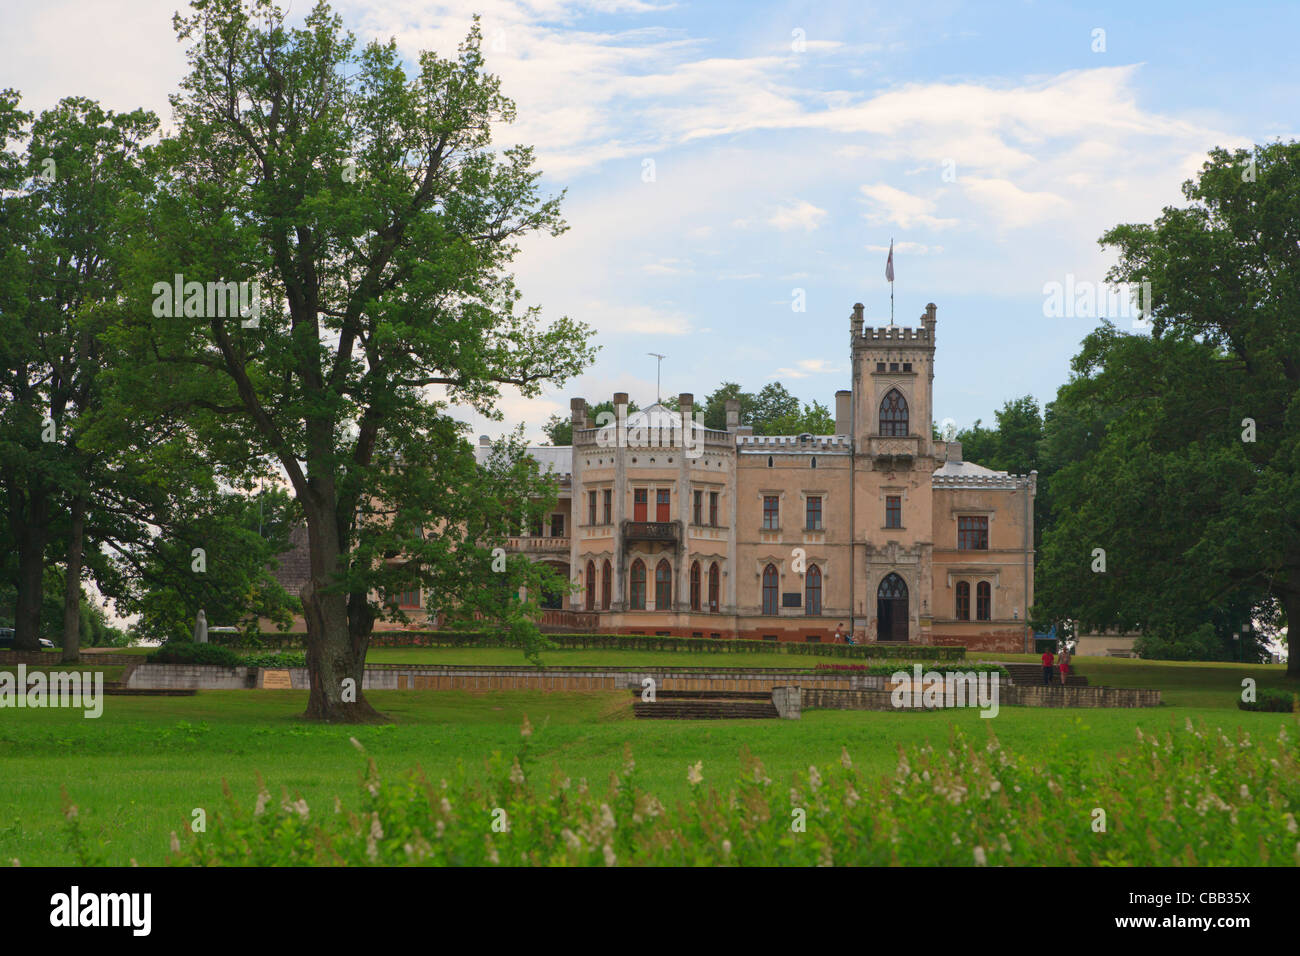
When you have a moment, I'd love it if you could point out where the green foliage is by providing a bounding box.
[1239,689,1297,713]
[241,651,308,668]
[1035,141,1300,673]
[166,718,1300,866]
[695,382,835,435]
[146,642,243,668]
[816,661,1008,677]
[113,486,297,645]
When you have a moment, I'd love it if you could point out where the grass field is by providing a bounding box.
[1,648,1295,865]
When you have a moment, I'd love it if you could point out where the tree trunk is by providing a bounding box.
[299,510,384,723]
[1280,588,1300,680]
[61,496,86,663]
[13,483,49,652]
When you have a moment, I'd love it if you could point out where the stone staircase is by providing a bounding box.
[631,689,780,719]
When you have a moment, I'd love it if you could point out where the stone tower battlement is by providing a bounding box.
[849,302,938,346]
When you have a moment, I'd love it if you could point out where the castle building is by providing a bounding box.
[485,302,1037,652]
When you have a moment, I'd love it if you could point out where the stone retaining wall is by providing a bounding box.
[124,663,859,693]
[803,684,1161,710]
[123,664,1160,707]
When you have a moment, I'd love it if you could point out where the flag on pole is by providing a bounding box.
[885,239,894,282]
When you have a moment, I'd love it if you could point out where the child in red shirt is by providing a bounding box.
[1041,650,1055,685]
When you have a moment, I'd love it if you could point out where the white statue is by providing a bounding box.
[195,609,208,644]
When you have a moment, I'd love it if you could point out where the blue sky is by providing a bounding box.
[4,0,1297,439]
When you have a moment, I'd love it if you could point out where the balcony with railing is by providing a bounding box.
[506,535,571,553]
[540,609,600,631]
[622,519,680,546]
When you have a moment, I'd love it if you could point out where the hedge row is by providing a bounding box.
[1238,688,1298,713]
[208,630,966,661]
[816,661,1008,677]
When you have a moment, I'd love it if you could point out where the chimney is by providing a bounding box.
[922,302,937,343]
[478,435,491,446]
[570,397,587,432]
[946,440,962,463]
[725,398,740,431]
[852,302,864,340]
[834,390,852,436]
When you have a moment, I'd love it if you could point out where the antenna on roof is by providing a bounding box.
[648,352,666,404]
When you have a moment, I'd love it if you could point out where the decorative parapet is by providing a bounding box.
[737,434,851,452]
[858,325,932,343]
[932,473,1032,491]
[572,425,733,449]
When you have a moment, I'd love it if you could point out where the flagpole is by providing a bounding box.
[889,237,895,325]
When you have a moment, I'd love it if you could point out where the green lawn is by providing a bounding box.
[1,664,124,681]
[2,646,1297,865]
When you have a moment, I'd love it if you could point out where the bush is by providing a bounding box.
[146,642,243,668]
[816,661,1008,678]
[161,718,1300,866]
[240,651,308,668]
[1239,688,1297,713]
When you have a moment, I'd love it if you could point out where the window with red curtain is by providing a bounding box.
[976,581,991,621]
[655,559,672,609]
[762,564,778,615]
[630,560,645,609]
[633,489,647,522]
[656,489,670,522]
[690,561,701,611]
[885,495,901,528]
[708,562,720,612]
[585,561,595,611]
[806,496,822,530]
[955,581,970,620]
[805,565,821,615]
[601,560,611,610]
[958,516,988,550]
[763,496,779,530]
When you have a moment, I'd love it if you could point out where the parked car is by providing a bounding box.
[0,629,56,649]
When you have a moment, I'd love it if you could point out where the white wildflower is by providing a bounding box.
[973,846,987,866]
[603,844,617,867]
[687,761,704,786]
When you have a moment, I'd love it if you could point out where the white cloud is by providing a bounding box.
[773,358,839,379]
[768,199,828,232]
[866,242,943,255]
[859,183,961,231]
[579,299,692,336]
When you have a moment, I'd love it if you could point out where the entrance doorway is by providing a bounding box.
[876,573,909,642]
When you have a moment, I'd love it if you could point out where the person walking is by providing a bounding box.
[1058,646,1071,687]
[834,623,844,643]
[1041,646,1055,685]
